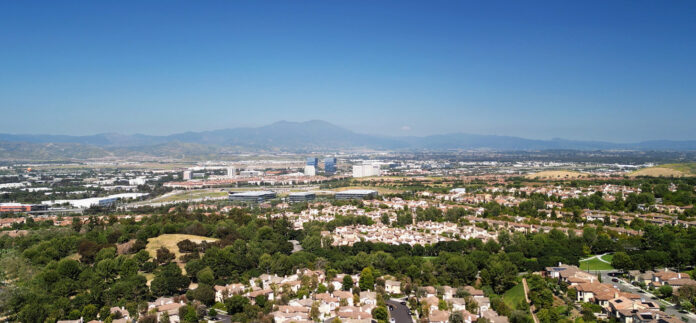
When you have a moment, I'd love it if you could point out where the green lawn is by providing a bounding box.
[503,283,525,309]
[579,256,614,271]
[600,254,613,263]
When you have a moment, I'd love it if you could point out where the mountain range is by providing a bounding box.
[0,120,695,159]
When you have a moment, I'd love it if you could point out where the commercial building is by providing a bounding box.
[228,191,277,203]
[40,193,147,209]
[183,170,192,180]
[304,165,316,176]
[324,157,337,174]
[43,197,118,209]
[227,167,236,178]
[288,192,316,203]
[352,164,381,178]
[0,203,47,213]
[306,157,318,167]
[335,189,378,200]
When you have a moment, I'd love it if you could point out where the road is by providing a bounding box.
[387,299,413,323]
[597,270,696,322]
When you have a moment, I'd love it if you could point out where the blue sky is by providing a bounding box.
[1,1,695,142]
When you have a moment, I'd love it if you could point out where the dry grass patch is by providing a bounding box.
[524,170,589,180]
[629,166,693,177]
[145,234,218,261]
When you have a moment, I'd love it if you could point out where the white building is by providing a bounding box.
[352,164,381,178]
[129,177,147,186]
[183,170,192,180]
[304,165,316,176]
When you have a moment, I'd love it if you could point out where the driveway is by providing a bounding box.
[386,299,413,323]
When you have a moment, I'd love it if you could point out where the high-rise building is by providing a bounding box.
[304,165,316,176]
[183,170,192,180]
[324,157,337,174]
[306,157,318,167]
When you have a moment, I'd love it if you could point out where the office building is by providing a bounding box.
[306,157,318,167]
[324,157,337,174]
[227,166,236,178]
[0,203,47,213]
[352,164,381,178]
[288,192,316,203]
[183,170,192,180]
[228,191,277,203]
[304,165,316,176]
[335,189,378,200]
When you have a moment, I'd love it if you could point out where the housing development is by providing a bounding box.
[1,152,696,323]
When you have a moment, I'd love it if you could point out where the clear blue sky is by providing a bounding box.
[1,1,695,142]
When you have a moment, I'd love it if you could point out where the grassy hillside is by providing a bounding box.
[630,163,696,177]
[503,283,526,309]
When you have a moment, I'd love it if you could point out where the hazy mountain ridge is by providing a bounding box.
[1,120,695,159]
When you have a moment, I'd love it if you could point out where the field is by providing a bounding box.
[503,283,526,309]
[579,254,614,271]
[149,189,229,203]
[524,170,590,180]
[145,234,219,261]
[629,163,696,177]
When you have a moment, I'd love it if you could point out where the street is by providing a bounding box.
[597,270,696,322]
[387,299,413,323]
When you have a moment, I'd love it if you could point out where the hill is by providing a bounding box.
[629,163,696,177]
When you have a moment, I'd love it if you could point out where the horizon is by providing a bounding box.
[0,119,694,145]
[1,1,695,141]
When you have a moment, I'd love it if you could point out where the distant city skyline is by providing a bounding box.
[1,1,695,142]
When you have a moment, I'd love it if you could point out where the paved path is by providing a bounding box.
[522,278,539,323]
[580,252,611,264]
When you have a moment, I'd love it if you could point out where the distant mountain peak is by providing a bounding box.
[0,120,695,153]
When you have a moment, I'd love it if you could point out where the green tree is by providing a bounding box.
[480,259,518,294]
[225,295,249,315]
[343,275,354,291]
[359,267,375,291]
[187,283,216,305]
[448,311,464,323]
[81,304,99,321]
[372,306,389,322]
[196,266,215,285]
[156,247,175,265]
[611,252,633,272]
[151,263,190,296]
